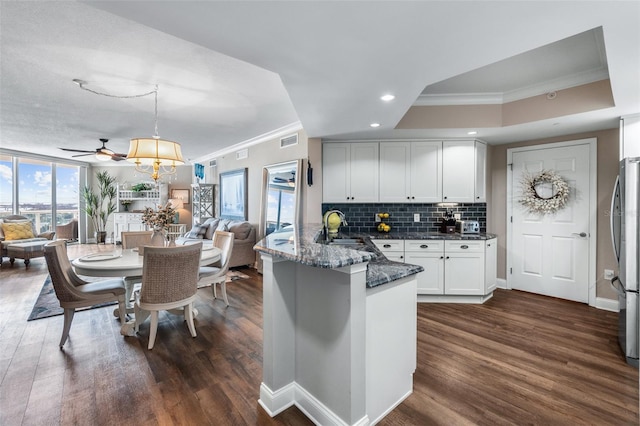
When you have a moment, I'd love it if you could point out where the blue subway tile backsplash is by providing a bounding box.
[321,203,487,234]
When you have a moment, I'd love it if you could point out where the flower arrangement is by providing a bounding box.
[120,199,132,212]
[142,202,177,231]
[519,170,570,214]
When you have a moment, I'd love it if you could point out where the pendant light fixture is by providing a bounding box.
[126,85,184,183]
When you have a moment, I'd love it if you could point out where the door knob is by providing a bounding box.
[572,232,588,238]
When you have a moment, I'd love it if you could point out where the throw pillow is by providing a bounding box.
[228,221,251,240]
[2,221,35,240]
[185,223,208,239]
[202,218,220,240]
[216,219,230,232]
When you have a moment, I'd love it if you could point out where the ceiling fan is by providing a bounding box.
[59,138,127,161]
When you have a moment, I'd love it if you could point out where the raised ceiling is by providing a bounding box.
[1,2,638,164]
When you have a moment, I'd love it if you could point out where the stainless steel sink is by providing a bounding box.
[328,238,365,246]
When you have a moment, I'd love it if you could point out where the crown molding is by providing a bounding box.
[191,121,303,164]
[415,67,610,106]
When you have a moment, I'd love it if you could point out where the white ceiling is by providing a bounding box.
[1,1,639,165]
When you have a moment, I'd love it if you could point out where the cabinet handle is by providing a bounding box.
[420,244,428,249]
[440,256,444,259]
[487,243,491,247]
[445,256,450,259]
[383,244,391,248]
[476,196,480,199]
[400,256,404,259]
[461,245,469,249]
[444,196,448,200]
[407,196,410,200]
[411,196,415,199]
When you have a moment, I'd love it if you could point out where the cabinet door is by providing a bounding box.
[485,238,497,293]
[444,253,484,295]
[349,143,379,202]
[442,140,475,203]
[379,142,410,202]
[410,141,442,203]
[323,143,351,203]
[406,252,444,294]
[475,141,487,202]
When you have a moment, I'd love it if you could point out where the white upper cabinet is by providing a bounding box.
[442,140,476,203]
[379,141,442,203]
[323,142,379,203]
[475,141,487,202]
[323,139,485,203]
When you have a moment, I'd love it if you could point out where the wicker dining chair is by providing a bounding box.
[118,231,153,313]
[198,231,234,306]
[133,243,202,350]
[43,240,127,348]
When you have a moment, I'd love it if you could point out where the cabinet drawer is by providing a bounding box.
[445,240,484,253]
[128,214,144,223]
[405,240,444,252]
[371,239,404,252]
[114,213,128,222]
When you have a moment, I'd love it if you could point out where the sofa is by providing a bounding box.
[175,218,256,268]
[1,215,56,263]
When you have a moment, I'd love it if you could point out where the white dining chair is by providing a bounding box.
[198,231,234,306]
[133,243,202,350]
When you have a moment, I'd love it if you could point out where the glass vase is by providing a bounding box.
[151,227,166,247]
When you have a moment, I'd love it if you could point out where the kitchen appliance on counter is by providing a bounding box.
[610,157,639,367]
[456,220,479,234]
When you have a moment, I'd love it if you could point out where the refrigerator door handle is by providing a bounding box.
[610,276,625,297]
[610,176,620,263]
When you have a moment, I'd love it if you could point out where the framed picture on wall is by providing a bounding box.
[219,168,248,220]
[170,189,190,204]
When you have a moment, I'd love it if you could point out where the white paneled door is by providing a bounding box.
[509,141,593,303]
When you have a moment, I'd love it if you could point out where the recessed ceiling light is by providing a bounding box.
[467,131,477,135]
[380,94,395,102]
[370,122,381,128]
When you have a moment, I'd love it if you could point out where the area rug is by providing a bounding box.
[29,270,251,320]
[27,275,117,321]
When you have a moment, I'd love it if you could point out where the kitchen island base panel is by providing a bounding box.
[260,253,417,426]
[417,293,493,304]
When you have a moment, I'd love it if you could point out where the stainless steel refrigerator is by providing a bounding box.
[610,157,640,367]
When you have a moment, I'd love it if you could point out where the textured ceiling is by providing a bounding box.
[1,1,638,165]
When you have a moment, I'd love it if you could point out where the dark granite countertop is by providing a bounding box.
[254,225,496,288]
[254,224,424,288]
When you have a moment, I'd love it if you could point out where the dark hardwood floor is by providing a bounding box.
[1,244,638,425]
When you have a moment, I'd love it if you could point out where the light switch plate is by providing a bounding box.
[454,213,461,220]
[604,269,615,280]
[375,214,381,222]
[414,213,420,222]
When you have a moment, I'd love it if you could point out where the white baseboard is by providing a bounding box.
[259,382,370,426]
[595,296,619,312]
[258,382,295,417]
[496,278,507,289]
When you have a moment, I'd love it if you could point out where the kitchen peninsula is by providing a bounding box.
[254,224,423,426]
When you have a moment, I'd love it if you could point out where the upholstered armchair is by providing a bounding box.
[1,215,55,259]
[55,219,78,241]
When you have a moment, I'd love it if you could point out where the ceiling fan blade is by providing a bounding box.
[71,153,93,158]
[110,154,127,161]
[60,148,96,153]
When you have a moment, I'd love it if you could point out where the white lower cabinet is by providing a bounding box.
[401,238,497,303]
[371,239,404,262]
[113,213,145,243]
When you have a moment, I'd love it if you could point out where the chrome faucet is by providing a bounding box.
[323,209,347,240]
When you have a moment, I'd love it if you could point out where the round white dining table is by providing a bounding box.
[72,246,221,277]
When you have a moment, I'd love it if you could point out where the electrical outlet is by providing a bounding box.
[604,269,615,280]
[375,214,381,223]
[414,213,420,222]
[454,213,461,220]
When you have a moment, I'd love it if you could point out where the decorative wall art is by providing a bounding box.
[171,189,190,205]
[519,169,570,214]
[220,168,248,220]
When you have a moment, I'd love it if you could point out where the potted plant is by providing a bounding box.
[131,182,152,197]
[82,170,117,243]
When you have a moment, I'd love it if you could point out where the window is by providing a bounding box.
[0,154,12,217]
